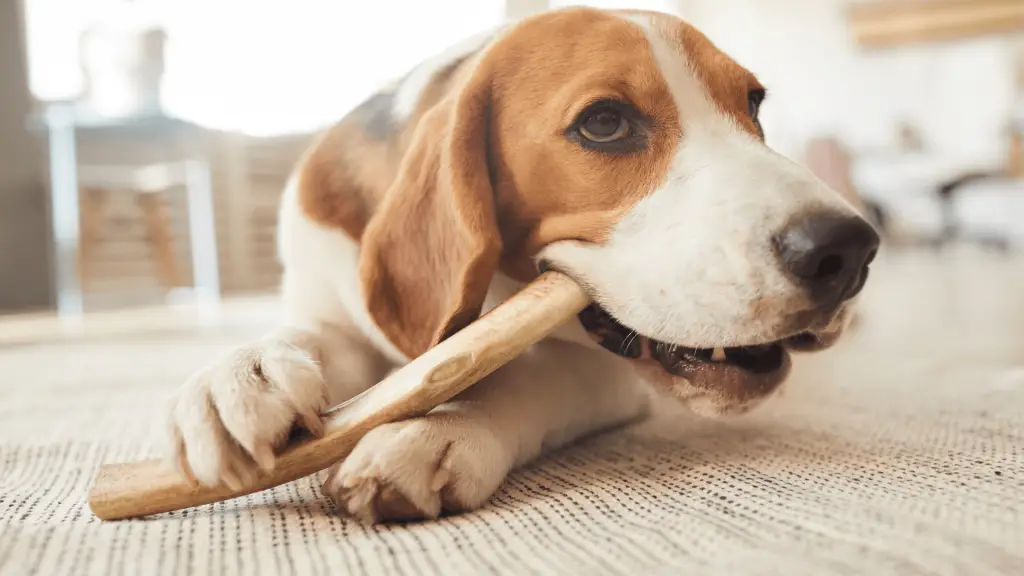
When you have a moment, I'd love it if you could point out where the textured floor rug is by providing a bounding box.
[1,253,1022,575]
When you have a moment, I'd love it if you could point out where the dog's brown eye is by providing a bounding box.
[567,100,648,154]
[579,110,629,142]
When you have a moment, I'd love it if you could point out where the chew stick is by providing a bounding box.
[88,271,590,521]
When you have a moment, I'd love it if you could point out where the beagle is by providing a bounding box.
[166,7,879,524]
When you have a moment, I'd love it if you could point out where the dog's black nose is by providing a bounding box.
[774,213,880,303]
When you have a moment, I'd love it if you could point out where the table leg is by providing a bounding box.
[185,159,220,320]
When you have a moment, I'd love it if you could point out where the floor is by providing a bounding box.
[1,247,1022,575]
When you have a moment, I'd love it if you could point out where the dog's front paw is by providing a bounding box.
[167,337,326,489]
[322,415,513,524]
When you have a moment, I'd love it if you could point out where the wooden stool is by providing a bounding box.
[78,186,185,292]
[37,104,220,320]
[75,161,220,312]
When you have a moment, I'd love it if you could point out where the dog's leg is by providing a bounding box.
[165,276,394,490]
[322,339,651,523]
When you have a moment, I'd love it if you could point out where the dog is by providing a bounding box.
[166,7,879,524]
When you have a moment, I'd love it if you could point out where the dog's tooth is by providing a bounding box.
[711,347,727,362]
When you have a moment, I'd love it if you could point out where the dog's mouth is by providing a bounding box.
[648,339,787,375]
[577,304,830,405]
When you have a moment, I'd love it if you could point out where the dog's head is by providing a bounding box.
[360,8,878,416]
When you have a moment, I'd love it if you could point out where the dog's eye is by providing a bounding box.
[748,88,766,121]
[568,100,648,154]
[579,109,629,143]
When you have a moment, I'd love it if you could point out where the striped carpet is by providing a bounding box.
[2,252,1022,575]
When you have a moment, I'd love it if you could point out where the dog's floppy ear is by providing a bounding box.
[359,58,501,359]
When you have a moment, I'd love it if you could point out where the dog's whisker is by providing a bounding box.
[619,331,631,354]
[621,330,638,355]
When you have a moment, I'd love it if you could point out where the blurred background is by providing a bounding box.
[1,0,1023,336]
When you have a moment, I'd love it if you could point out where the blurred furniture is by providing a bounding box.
[847,0,1024,48]
[938,174,1024,250]
[851,151,1022,251]
[76,161,216,298]
[848,27,1024,251]
[37,104,219,320]
[934,171,1014,251]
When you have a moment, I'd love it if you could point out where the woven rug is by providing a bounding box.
[1,253,1022,575]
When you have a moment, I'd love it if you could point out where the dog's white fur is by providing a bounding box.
[166,13,864,522]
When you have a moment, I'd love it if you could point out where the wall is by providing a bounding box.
[0,0,52,313]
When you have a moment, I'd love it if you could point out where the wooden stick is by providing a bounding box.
[88,271,590,521]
